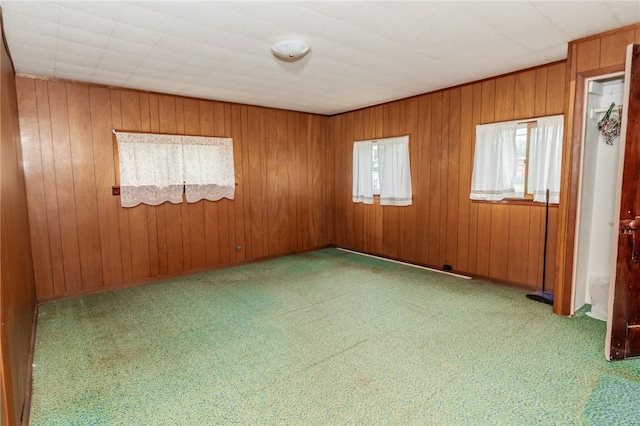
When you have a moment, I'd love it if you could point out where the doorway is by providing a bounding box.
[572,72,625,315]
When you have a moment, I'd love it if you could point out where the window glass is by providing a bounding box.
[513,125,528,197]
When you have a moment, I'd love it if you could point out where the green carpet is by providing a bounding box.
[29,248,640,425]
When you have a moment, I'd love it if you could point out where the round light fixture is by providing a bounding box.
[271,39,311,61]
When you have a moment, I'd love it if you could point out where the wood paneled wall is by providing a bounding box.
[555,23,640,314]
[0,23,37,426]
[329,62,566,290]
[17,78,331,301]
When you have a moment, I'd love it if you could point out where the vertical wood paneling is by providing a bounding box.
[1,34,37,426]
[89,87,123,286]
[415,95,431,262]
[111,90,134,282]
[456,85,474,272]
[120,91,152,280]
[19,78,331,301]
[556,23,640,314]
[599,30,635,68]
[546,63,566,115]
[34,80,66,295]
[437,92,449,267]
[428,92,443,266]
[213,103,231,264]
[17,78,53,298]
[576,38,601,73]
[404,97,419,262]
[67,84,103,289]
[183,98,206,269]
[514,70,536,119]
[328,61,564,289]
[446,88,461,266]
[49,81,83,294]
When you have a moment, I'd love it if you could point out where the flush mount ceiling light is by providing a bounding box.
[271,39,311,61]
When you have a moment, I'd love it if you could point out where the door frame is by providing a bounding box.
[570,71,625,315]
[554,62,625,316]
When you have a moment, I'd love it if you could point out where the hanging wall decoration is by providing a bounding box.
[597,102,622,145]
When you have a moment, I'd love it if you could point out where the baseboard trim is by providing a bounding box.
[21,304,37,426]
[38,244,333,304]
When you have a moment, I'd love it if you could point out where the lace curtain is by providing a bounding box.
[115,132,235,208]
[527,115,564,203]
[352,135,412,206]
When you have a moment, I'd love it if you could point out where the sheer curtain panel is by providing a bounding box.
[527,115,564,203]
[352,140,374,204]
[470,122,519,201]
[378,136,412,206]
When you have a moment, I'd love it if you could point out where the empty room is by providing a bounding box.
[2,1,640,425]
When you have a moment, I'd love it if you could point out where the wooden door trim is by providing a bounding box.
[554,60,624,316]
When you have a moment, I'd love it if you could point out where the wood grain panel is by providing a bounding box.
[404,97,419,262]
[556,23,640,314]
[600,29,635,68]
[445,88,461,266]
[576,38,601,73]
[494,75,515,122]
[506,205,531,283]
[437,92,450,267]
[66,84,103,289]
[514,70,536,119]
[456,86,474,272]
[428,92,443,266]
[1,33,37,425]
[111,90,134,282]
[16,78,53,298]
[488,204,510,280]
[327,60,566,289]
[33,81,67,294]
[534,67,548,117]
[415,95,431,262]
[121,91,152,280]
[545,63,566,115]
[89,86,123,286]
[49,81,83,294]
[18,77,331,301]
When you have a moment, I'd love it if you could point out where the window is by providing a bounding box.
[353,135,412,206]
[114,131,235,208]
[513,123,534,199]
[372,143,380,194]
[470,115,563,203]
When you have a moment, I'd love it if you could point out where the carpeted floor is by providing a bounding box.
[30,248,640,425]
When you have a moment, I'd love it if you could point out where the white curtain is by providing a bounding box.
[183,137,235,203]
[116,132,184,208]
[352,140,374,204]
[527,115,563,204]
[115,132,235,207]
[378,136,412,206]
[470,122,519,201]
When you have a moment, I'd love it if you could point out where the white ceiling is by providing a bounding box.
[2,1,639,115]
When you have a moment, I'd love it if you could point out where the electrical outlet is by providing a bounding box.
[236,246,242,251]
[443,264,452,271]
